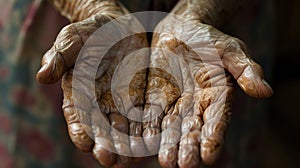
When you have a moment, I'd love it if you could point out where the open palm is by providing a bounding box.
[143,14,273,168]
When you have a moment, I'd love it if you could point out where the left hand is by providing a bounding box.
[143,12,273,168]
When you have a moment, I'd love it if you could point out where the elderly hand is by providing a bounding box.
[143,3,273,168]
[36,0,149,167]
[36,1,273,168]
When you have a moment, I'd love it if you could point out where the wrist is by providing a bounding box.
[172,0,248,28]
[48,0,121,22]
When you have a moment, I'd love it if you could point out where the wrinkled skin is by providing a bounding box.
[36,0,273,168]
[149,10,273,168]
[37,0,149,167]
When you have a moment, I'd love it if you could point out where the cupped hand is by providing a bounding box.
[36,1,273,167]
[36,1,149,167]
[143,13,273,168]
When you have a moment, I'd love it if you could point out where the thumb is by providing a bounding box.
[36,20,96,84]
[220,37,273,98]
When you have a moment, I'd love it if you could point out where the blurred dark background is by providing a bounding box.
[227,0,300,167]
[267,0,300,167]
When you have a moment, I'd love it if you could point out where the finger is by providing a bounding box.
[142,39,183,154]
[159,80,194,167]
[92,47,119,167]
[192,60,233,166]
[220,36,273,98]
[109,113,132,168]
[143,67,181,155]
[152,27,203,167]
[126,79,148,162]
[61,69,93,152]
[91,110,117,167]
[196,85,233,166]
[148,31,193,166]
[37,23,84,84]
[36,16,109,84]
[107,43,149,157]
[178,129,202,168]
[128,70,148,157]
[96,34,148,164]
[129,120,147,158]
[159,113,181,168]
[177,105,203,168]
[128,107,148,158]
[95,69,132,167]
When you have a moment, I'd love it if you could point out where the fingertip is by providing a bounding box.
[36,51,66,84]
[143,127,161,154]
[93,142,117,167]
[36,50,53,84]
[68,123,94,152]
[158,145,178,168]
[36,65,49,83]
[221,37,273,98]
[237,76,273,98]
[201,136,223,166]
[129,136,147,157]
[92,124,119,167]
[178,132,201,168]
[112,156,132,168]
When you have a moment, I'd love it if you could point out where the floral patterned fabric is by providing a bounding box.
[0,0,274,168]
[0,0,100,167]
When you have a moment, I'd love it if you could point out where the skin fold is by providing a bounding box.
[36,0,273,168]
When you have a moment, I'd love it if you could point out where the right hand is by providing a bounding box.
[36,1,149,167]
